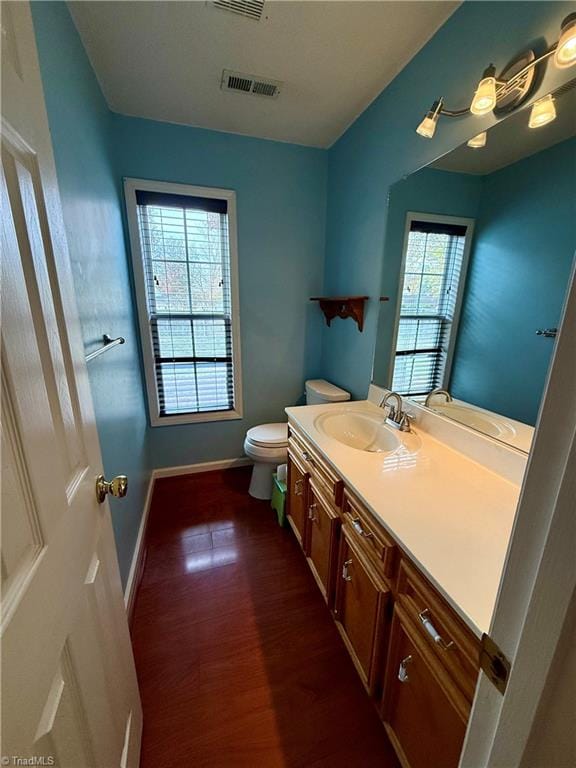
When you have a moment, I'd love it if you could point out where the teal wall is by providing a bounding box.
[31,1,326,581]
[31,1,151,587]
[450,137,576,425]
[372,167,483,385]
[321,1,575,400]
[111,115,327,469]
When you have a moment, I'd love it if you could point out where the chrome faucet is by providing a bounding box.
[424,388,453,407]
[379,391,412,432]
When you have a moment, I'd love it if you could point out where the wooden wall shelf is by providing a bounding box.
[310,296,369,332]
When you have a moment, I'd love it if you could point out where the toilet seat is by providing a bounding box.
[243,441,287,462]
[245,423,288,449]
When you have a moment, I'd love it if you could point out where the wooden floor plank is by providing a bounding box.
[132,467,399,768]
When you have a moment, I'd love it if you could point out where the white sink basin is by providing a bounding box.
[314,411,401,453]
[431,403,515,440]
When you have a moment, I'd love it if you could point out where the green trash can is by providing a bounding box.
[271,473,287,527]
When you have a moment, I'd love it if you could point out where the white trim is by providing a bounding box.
[387,211,475,390]
[123,474,154,616]
[123,456,252,613]
[151,456,252,479]
[123,177,243,427]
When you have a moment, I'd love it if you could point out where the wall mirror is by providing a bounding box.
[372,80,576,453]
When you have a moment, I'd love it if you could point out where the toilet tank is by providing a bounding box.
[305,379,351,405]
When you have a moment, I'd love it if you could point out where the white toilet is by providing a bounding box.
[244,379,350,499]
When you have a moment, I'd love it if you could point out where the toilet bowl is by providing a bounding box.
[244,380,350,500]
[244,423,289,500]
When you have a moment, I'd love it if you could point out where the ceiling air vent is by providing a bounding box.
[212,0,265,21]
[221,69,281,99]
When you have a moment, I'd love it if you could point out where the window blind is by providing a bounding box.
[136,191,236,417]
[391,221,468,397]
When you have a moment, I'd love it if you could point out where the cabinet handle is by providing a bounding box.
[418,609,454,650]
[352,517,373,539]
[302,450,315,466]
[342,558,353,581]
[398,654,412,683]
[308,503,317,522]
[294,479,304,496]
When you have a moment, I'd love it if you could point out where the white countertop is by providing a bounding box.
[285,399,522,637]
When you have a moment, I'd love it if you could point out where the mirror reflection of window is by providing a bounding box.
[391,215,474,398]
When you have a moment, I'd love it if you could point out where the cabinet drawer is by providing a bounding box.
[307,480,341,607]
[288,429,343,508]
[342,490,397,580]
[381,603,469,768]
[334,526,390,696]
[396,560,480,702]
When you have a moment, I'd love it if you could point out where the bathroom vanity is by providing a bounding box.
[284,77,574,768]
[285,394,524,768]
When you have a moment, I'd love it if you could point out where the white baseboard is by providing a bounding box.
[123,473,155,617]
[151,456,252,480]
[123,457,251,615]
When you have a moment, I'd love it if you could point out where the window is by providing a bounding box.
[390,213,474,398]
[125,179,242,426]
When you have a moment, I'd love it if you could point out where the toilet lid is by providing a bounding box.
[246,423,288,447]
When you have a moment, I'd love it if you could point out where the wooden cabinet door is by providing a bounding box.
[381,604,468,768]
[307,484,340,606]
[334,527,389,694]
[287,453,309,550]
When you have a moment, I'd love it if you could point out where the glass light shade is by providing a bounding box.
[470,76,497,115]
[528,95,557,128]
[416,113,438,139]
[467,131,487,149]
[554,15,576,68]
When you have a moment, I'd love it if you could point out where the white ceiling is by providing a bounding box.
[69,0,459,148]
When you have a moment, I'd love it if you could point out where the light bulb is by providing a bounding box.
[555,13,576,69]
[416,114,437,139]
[416,100,442,139]
[467,131,487,149]
[470,65,497,115]
[528,94,556,128]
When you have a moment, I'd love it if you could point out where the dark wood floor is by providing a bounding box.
[132,467,400,768]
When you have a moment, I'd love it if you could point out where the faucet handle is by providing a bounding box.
[398,412,413,432]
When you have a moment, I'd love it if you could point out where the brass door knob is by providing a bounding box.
[96,474,128,504]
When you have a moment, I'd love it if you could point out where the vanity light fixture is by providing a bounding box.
[416,99,443,138]
[555,13,576,68]
[528,94,557,128]
[467,131,487,149]
[416,13,576,139]
[470,65,497,115]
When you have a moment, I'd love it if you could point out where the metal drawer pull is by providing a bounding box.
[294,479,304,496]
[302,450,315,465]
[398,654,412,683]
[342,559,353,581]
[308,503,317,522]
[418,609,454,650]
[352,517,373,539]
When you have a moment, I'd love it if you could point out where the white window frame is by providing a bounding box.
[388,211,475,393]
[124,178,243,426]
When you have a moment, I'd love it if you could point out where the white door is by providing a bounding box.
[1,3,142,766]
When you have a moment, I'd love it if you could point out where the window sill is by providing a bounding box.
[149,408,243,427]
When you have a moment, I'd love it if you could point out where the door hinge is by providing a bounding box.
[480,633,510,695]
